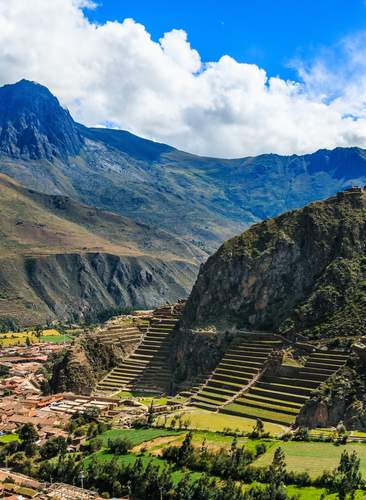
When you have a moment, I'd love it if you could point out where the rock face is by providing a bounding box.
[297,366,366,430]
[0,174,199,326]
[48,335,120,394]
[0,80,82,160]
[183,187,366,339]
[0,252,196,327]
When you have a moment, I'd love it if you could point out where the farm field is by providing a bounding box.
[0,328,71,346]
[84,450,202,484]
[156,409,284,435]
[255,441,366,478]
[97,428,183,447]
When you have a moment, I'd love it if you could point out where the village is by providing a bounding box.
[0,325,186,499]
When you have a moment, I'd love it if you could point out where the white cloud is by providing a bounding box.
[0,0,366,158]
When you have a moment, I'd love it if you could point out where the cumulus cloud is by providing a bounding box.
[0,0,366,157]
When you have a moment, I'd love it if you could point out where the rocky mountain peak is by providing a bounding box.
[0,79,83,160]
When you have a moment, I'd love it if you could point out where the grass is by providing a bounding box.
[97,428,183,447]
[246,483,364,499]
[156,409,284,435]
[117,391,187,407]
[0,433,20,443]
[255,441,366,478]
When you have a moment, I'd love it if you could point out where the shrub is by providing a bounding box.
[108,437,133,455]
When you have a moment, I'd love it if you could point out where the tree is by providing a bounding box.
[334,450,362,500]
[25,336,31,347]
[108,437,133,455]
[254,418,264,437]
[18,423,39,447]
[177,431,194,467]
[35,325,42,340]
[40,436,67,459]
[146,401,155,425]
[268,447,287,500]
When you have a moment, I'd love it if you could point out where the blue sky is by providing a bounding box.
[86,0,366,80]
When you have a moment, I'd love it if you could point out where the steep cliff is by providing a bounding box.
[47,334,120,395]
[0,174,199,326]
[297,363,366,430]
[183,187,366,340]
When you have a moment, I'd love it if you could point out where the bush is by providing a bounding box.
[108,437,133,455]
[255,443,267,456]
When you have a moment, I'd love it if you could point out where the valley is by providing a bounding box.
[2,80,366,499]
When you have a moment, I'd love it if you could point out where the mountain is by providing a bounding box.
[0,79,82,160]
[3,80,366,326]
[2,81,366,257]
[0,174,201,327]
[182,187,366,339]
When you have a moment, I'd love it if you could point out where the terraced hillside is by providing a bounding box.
[96,316,150,356]
[190,333,283,411]
[222,350,348,425]
[96,304,184,394]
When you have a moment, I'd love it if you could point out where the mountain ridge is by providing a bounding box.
[0,173,199,326]
[2,80,366,257]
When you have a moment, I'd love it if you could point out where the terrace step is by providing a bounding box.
[256,381,314,397]
[243,393,303,409]
[234,397,300,415]
[265,376,320,389]
[221,404,296,426]
[249,387,308,404]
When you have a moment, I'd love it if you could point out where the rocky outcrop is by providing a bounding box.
[0,252,196,327]
[48,334,120,394]
[296,366,366,430]
[183,188,366,339]
[171,329,234,386]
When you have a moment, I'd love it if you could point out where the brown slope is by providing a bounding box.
[0,174,203,326]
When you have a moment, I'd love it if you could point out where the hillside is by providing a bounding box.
[0,174,201,326]
[2,81,366,256]
[182,187,366,339]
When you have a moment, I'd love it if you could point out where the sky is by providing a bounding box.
[1,0,366,158]
[86,0,366,80]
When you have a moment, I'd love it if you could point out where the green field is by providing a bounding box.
[156,409,284,435]
[0,434,20,444]
[97,428,183,447]
[255,441,366,478]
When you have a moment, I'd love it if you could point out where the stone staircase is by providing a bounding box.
[222,349,348,425]
[190,332,283,411]
[96,303,184,394]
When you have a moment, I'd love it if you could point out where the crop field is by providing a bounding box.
[84,450,202,484]
[156,409,284,435]
[0,328,71,346]
[255,441,366,478]
[97,428,183,447]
